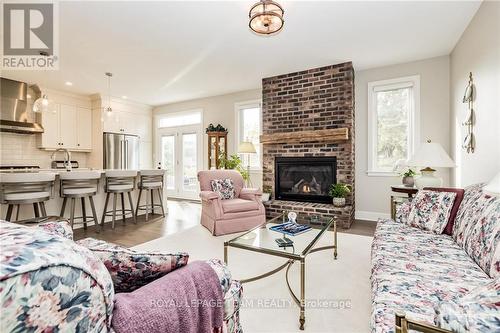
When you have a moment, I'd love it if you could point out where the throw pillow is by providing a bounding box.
[424,187,465,235]
[435,278,500,332]
[76,237,189,293]
[395,201,412,224]
[406,190,457,234]
[211,178,235,200]
[37,220,74,240]
[452,184,500,278]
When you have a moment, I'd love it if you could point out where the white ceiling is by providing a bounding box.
[2,1,480,106]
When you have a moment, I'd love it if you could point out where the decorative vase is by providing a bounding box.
[414,168,442,189]
[402,176,414,187]
[332,197,345,207]
[261,193,271,202]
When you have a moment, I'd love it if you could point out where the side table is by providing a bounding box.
[390,185,418,219]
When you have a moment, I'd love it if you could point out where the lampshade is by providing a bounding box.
[238,141,256,154]
[249,0,284,35]
[484,172,500,196]
[407,140,455,169]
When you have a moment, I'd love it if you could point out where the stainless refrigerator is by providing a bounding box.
[103,132,140,169]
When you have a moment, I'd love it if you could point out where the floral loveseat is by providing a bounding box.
[371,184,499,333]
[0,221,242,333]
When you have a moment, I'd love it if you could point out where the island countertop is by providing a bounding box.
[0,169,168,226]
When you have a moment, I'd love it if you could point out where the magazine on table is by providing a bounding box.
[269,221,312,236]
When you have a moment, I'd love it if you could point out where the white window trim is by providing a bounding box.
[235,99,262,171]
[153,108,204,168]
[367,75,420,177]
[155,108,203,129]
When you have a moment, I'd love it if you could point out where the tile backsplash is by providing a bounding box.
[0,133,88,168]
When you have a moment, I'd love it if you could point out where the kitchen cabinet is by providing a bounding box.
[77,107,92,150]
[102,111,121,133]
[59,104,77,148]
[40,104,60,148]
[39,103,92,151]
[139,140,152,169]
[102,109,150,140]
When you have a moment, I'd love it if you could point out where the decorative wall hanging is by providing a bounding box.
[462,72,475,153]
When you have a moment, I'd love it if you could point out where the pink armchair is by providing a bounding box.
[198,170,266,236]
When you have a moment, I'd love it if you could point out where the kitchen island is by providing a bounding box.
[0,169,168,228]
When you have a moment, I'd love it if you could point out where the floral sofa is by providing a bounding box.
[371,184,499,333]
[0,221,242,333]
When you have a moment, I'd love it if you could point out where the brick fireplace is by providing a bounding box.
[261,62,355,228]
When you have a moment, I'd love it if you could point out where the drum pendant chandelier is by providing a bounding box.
[249,0,284,35]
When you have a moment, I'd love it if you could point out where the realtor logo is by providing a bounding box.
[2,2,59,70]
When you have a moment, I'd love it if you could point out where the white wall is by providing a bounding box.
[153,89,262,188]
[0,89,92,168]
[355,56,451,219]
[450,0,500,187]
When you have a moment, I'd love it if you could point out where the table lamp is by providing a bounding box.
[237,140,256,187]
[407,140,455,189]
[484,172,500,197]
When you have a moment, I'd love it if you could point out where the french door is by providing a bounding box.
[157,125,202,199]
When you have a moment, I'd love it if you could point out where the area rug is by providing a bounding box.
[134,225,373,333]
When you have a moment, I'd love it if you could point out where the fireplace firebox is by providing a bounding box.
[275,157,337,204]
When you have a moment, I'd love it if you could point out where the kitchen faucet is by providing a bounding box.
[51,148,72,171]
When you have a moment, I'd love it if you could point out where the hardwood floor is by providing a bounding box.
[74,200,376,247]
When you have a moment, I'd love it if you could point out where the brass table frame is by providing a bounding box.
[224,213,337,330]
[395,313,452,333]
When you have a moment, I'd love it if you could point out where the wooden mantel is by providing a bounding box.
[260,128,349,145]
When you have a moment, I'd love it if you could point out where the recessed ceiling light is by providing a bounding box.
[65,81,73,86]
[121,95,127,99]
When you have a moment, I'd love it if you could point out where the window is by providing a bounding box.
[157,110,201,128]
[236,101,262,169]
[367,76,420,176]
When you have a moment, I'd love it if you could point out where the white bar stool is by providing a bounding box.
[0,172,56,221]
[59,171,101,231]
[101,170,137,229]
[136,169,166,221]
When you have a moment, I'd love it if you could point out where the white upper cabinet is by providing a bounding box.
[39,103,92,151]
[136,114,152,141]
[102,111,121,133]
[77,107,92,150]
[102,109,150,140]
[59,104,78,149]
[119,111,136,135]
[40,104,60,148]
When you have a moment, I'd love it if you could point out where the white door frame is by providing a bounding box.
[156,124,203,200]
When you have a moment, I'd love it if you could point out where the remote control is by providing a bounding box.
[275,238,294,247]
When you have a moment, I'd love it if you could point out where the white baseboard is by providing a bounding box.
[355,210,391,222]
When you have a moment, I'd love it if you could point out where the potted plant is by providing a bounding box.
[329,183,351,207]
[218,153,250,184]
[262,185,272,202]
[401,169,416,187]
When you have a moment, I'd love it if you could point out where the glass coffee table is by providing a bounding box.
[223,212,337,330]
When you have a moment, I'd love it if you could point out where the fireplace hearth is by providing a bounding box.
[275,157,337,204]
[262,62,355,228]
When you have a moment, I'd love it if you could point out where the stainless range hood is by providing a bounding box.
[1,77,44,134]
